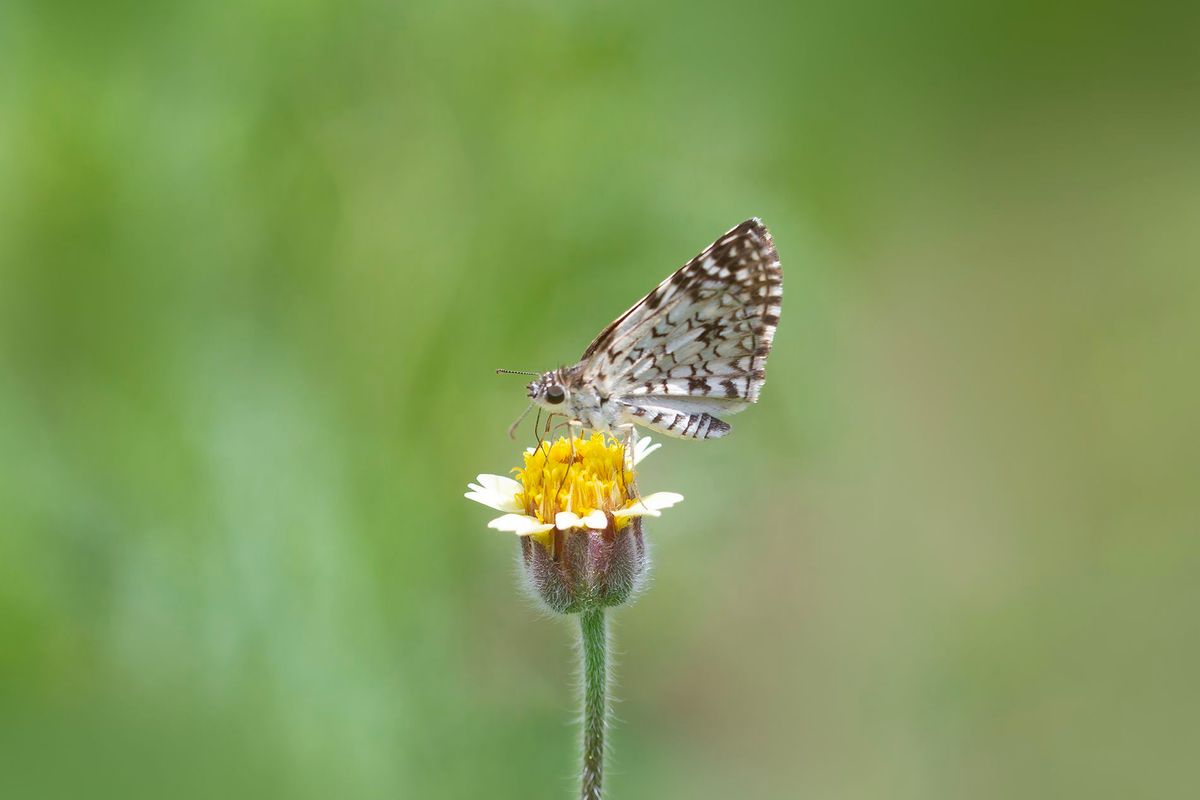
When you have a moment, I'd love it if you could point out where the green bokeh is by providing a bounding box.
[2,2,1197,798]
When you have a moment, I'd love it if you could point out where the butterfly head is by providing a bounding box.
[528,370,569,410]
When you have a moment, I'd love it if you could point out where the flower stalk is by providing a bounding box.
[579,606,607,800]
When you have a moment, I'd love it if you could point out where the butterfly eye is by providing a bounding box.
[545,385,566,404]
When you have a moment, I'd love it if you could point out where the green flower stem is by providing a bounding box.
[579,606,608,800]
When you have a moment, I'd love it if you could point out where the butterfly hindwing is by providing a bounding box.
[576,219,782,438]
[619,402,733,439]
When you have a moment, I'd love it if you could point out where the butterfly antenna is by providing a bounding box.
[495,368,540,376]
[507,402,535,440]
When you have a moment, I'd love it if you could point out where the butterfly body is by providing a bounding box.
[525,219,782,440]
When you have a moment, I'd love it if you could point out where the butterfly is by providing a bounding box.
[505,219,782,440]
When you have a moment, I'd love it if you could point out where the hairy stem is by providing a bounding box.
[579,607,608,800]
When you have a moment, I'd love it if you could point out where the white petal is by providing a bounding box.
[555,511,584,530]
[465,489,523,513]
[632,437,662,466]
[612,491,684,519]
[477,473,522,496]
[464,474,525,513]
[612,505,659,519]
[465,488,523,513]
[487,514,555,536]
[582,510,608,529]
[640,491,684,511]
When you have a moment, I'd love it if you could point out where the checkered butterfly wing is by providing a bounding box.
[575,219,782,439]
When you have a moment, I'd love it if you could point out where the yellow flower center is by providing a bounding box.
[513,434,637,540]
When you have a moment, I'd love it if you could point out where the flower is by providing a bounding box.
[466,434,680,539]
[464,433,683,613]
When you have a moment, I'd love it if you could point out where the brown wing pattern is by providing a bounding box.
[578,219,782,418]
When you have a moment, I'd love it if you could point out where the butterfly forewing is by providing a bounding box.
[573,219,782,439]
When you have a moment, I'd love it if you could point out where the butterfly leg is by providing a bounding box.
[566,419,586,465]
[614,423,640,500]
[554,419,587,510]
[614,424,637,469]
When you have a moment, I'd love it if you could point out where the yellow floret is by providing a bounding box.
[512,434,636,541]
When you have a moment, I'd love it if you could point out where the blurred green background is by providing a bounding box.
[2,1,1197,798]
